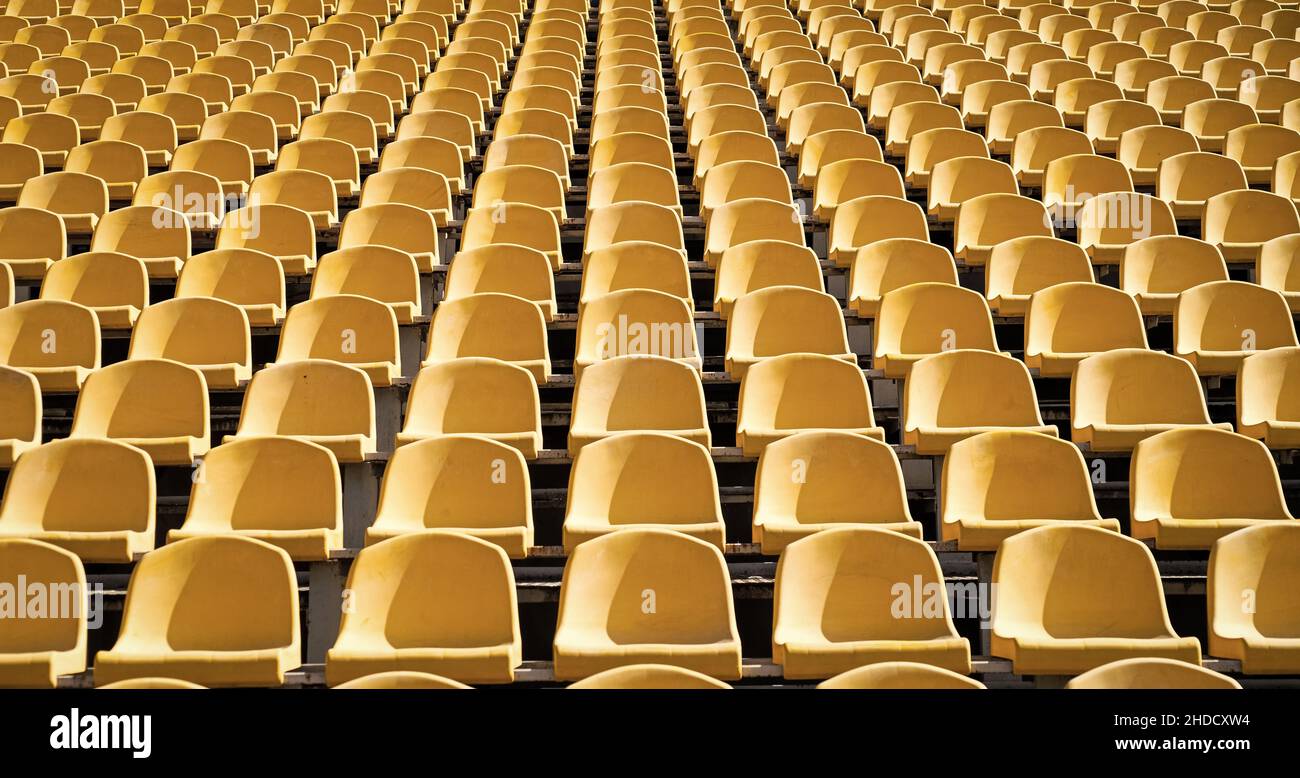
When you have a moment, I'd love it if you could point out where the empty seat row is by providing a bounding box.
[4,520,1297,687]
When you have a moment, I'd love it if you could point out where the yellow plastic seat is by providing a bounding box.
[273,295,398,387]
[1086,39,1147,78]
[564,432,723,551]
[169,436,340,560]
[588,164,682,225]
[399,357,541,458]
[1113,56,1178,101]
[796,128,885,190]
[1174,280,1298,376]
[368,436,532,556]
[1208,523,1300,674]
[0,438,154,563]
[703,197,806,268]
[248,169,338,231]
[228,359,375,463]
[39,251,147,330]
[444,244,554,321]
[1224,123,1300,186]
[1024,282,1149,376]
[424,291,549,383]
[574,288,698,377]
[1238,346,1300,448]
[17,172,107,237]
[903,349,1056,455]
[1273,149,1300,209]
[311,246,419,325]
[1051,77,1124,130]
[809,157,901,222]
[553,528,742,682]
[737,352,883,456]
[1008,126,1093,189]
[397,108,475,160]
[829,195,928,267]
[171,138,254,200]
[1084,98,1161,155]
[0,299,100,392]
[1,112,78,168]
[1121,236,1229,316]
[1043,152,1134,221]
[942,430,1119,550]
[589,105,670,147]
[47,93,116,145]
[337,203,438,274]
[93,536,300,687]
[276,137,359,199]
[1255,36,1300,74]
[99,110,177,168]
[63,140,147,204]
[215,203,315,276]
[714,240,822,319]
[499,84,577,132]
[953,192,1054,266]
[326,90,397,138]
[862,80,940,134]
[472,163,565,222]
[1239,75,1300,123]
[0,538,87,688]
[568,664,731,689]
[588,131,673,183]
[1169,38,1230,76]
[1159,149,1248,218]
[883,100,963,157]
[583,202,685,263]
[958,78,1032,127]
[925,156,1014,221]
[1071,348,1232,451]
[568,354,710,454]
[698,160,791,225]
[69,358,209,465]
[169,72,234,116]
[1146,74,1215,125]
[774,527,971,679]
[1183,97,1259,153]
[1007,42,1070,87]
[0,72,58,115]
[326,531,521,685]
[848,238,958,318]
[753,432,921,554]
[460,202,561,271]
[818,661,986,689]
[358,167,452,227]
[1204,189,1300,262]
[1067,657,1241,688]
[693,131,780,189]
[873,282,1000,378]
[0,365,38,467]
[197,110,276,168]
[991,524,1201,674]
[984,236,1091,317]
[1132,427,1296,549]
[91,204,191,279]
[127,297,250,389]
[1115,126,1199,189]
[252,70,322,116]
[726,286,850,378]
[175,248,285,327]
[480,133,566,191]
[0,143,41,206]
